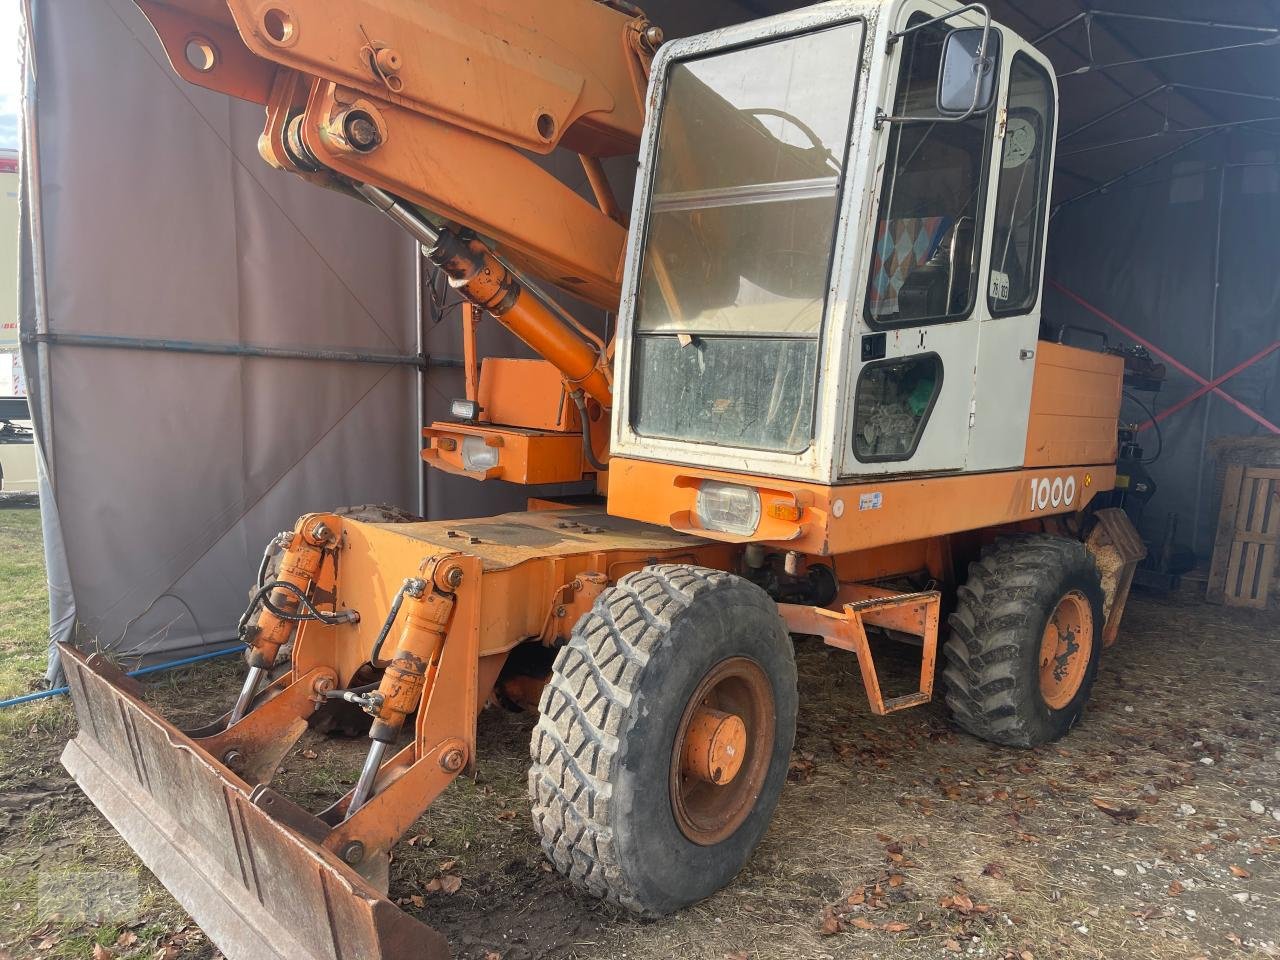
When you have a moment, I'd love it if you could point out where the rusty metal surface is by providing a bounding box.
[59,644,451,960]
[669,657,773,847]
[779,588,941,715]
[378,506,713,570]
[1085,508,1146,647]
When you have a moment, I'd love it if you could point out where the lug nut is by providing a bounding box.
[222,749,244,770]
[643,25,664,49]
[439,747,466,773]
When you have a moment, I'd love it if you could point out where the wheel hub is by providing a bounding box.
[670,657,774,846]
[1038,590,1094,710]
[680,706,747,786]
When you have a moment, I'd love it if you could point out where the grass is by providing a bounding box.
[0,508,50,701]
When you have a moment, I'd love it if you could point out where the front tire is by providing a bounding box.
[943,535,1104,748]
[528,564,797,915]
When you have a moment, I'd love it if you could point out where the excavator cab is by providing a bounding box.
[607,2,1098,552]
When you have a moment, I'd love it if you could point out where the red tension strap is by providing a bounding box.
[1049,280,1280,436]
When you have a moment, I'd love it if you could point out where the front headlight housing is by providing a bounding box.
[461,435,499,472]
[695,481,761,536]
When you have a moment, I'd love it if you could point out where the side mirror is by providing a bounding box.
[938,27,1000,117]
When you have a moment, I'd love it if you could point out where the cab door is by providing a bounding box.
[842,1,999,478]
[967,38,1059,471]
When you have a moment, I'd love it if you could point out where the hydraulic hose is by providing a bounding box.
[571,390,609,472]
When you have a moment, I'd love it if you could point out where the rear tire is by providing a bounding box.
[943,535,1104,748]
[528,564,797,915]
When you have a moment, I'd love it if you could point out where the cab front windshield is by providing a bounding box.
[629,23,862,454]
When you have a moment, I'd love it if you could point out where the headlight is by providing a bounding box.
[695,482,760,536]
[461,435,499,472]
[450,398,480,421]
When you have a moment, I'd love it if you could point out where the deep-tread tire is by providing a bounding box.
[528,564,797,915]
[943,535,1104,748]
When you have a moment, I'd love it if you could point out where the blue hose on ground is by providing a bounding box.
[0,645,245,709]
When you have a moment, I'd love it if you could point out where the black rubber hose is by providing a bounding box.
[369,585,408,665]
[1123,390,1163,465]
[572,391,610,472]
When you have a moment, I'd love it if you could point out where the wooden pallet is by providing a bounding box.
[1207,465,1280,608]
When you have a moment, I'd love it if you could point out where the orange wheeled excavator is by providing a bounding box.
[60,1,1146,957]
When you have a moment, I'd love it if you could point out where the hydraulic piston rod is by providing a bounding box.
[356,184,613,409]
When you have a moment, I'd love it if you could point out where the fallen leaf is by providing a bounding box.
[1168,880,1185,896]
[301,749,318,760]
[116,931,139,949]
[888,873,904,888]
[92,946,115,960]
[1226,932,1244,947]
[496,809,517,821]
[983,862,1006,880]
[439,874,462,895]
[850,917,876,930]
[439,859,459,872]
[820,911,842,936]
[406,834,432,847]
[881,922,909,933]
[1229,865,1251,879]
[1091,797,1139,821]
[943,939,962,953]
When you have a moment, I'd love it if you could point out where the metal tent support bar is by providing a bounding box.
[1053,128,1222,212]
[1036,10,1280,48]
[0,645,245,709]
[1060,84,1280,145]
[1060,117,1280,159]
[20,331,462,370]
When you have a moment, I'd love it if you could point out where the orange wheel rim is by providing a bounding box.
[1038,590,1094,710]
[670,657,773,846]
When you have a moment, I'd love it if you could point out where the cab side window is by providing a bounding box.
[866,16,997,327]
[988,55,1054,315]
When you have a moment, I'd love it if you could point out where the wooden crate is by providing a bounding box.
[1207,464,1280,608]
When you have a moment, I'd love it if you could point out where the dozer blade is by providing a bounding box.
[58,643,450,960]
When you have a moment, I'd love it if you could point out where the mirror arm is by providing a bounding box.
[875,2,993,130]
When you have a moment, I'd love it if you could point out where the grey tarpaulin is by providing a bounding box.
[20,0,419,680]
[1046,131,1280,555]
